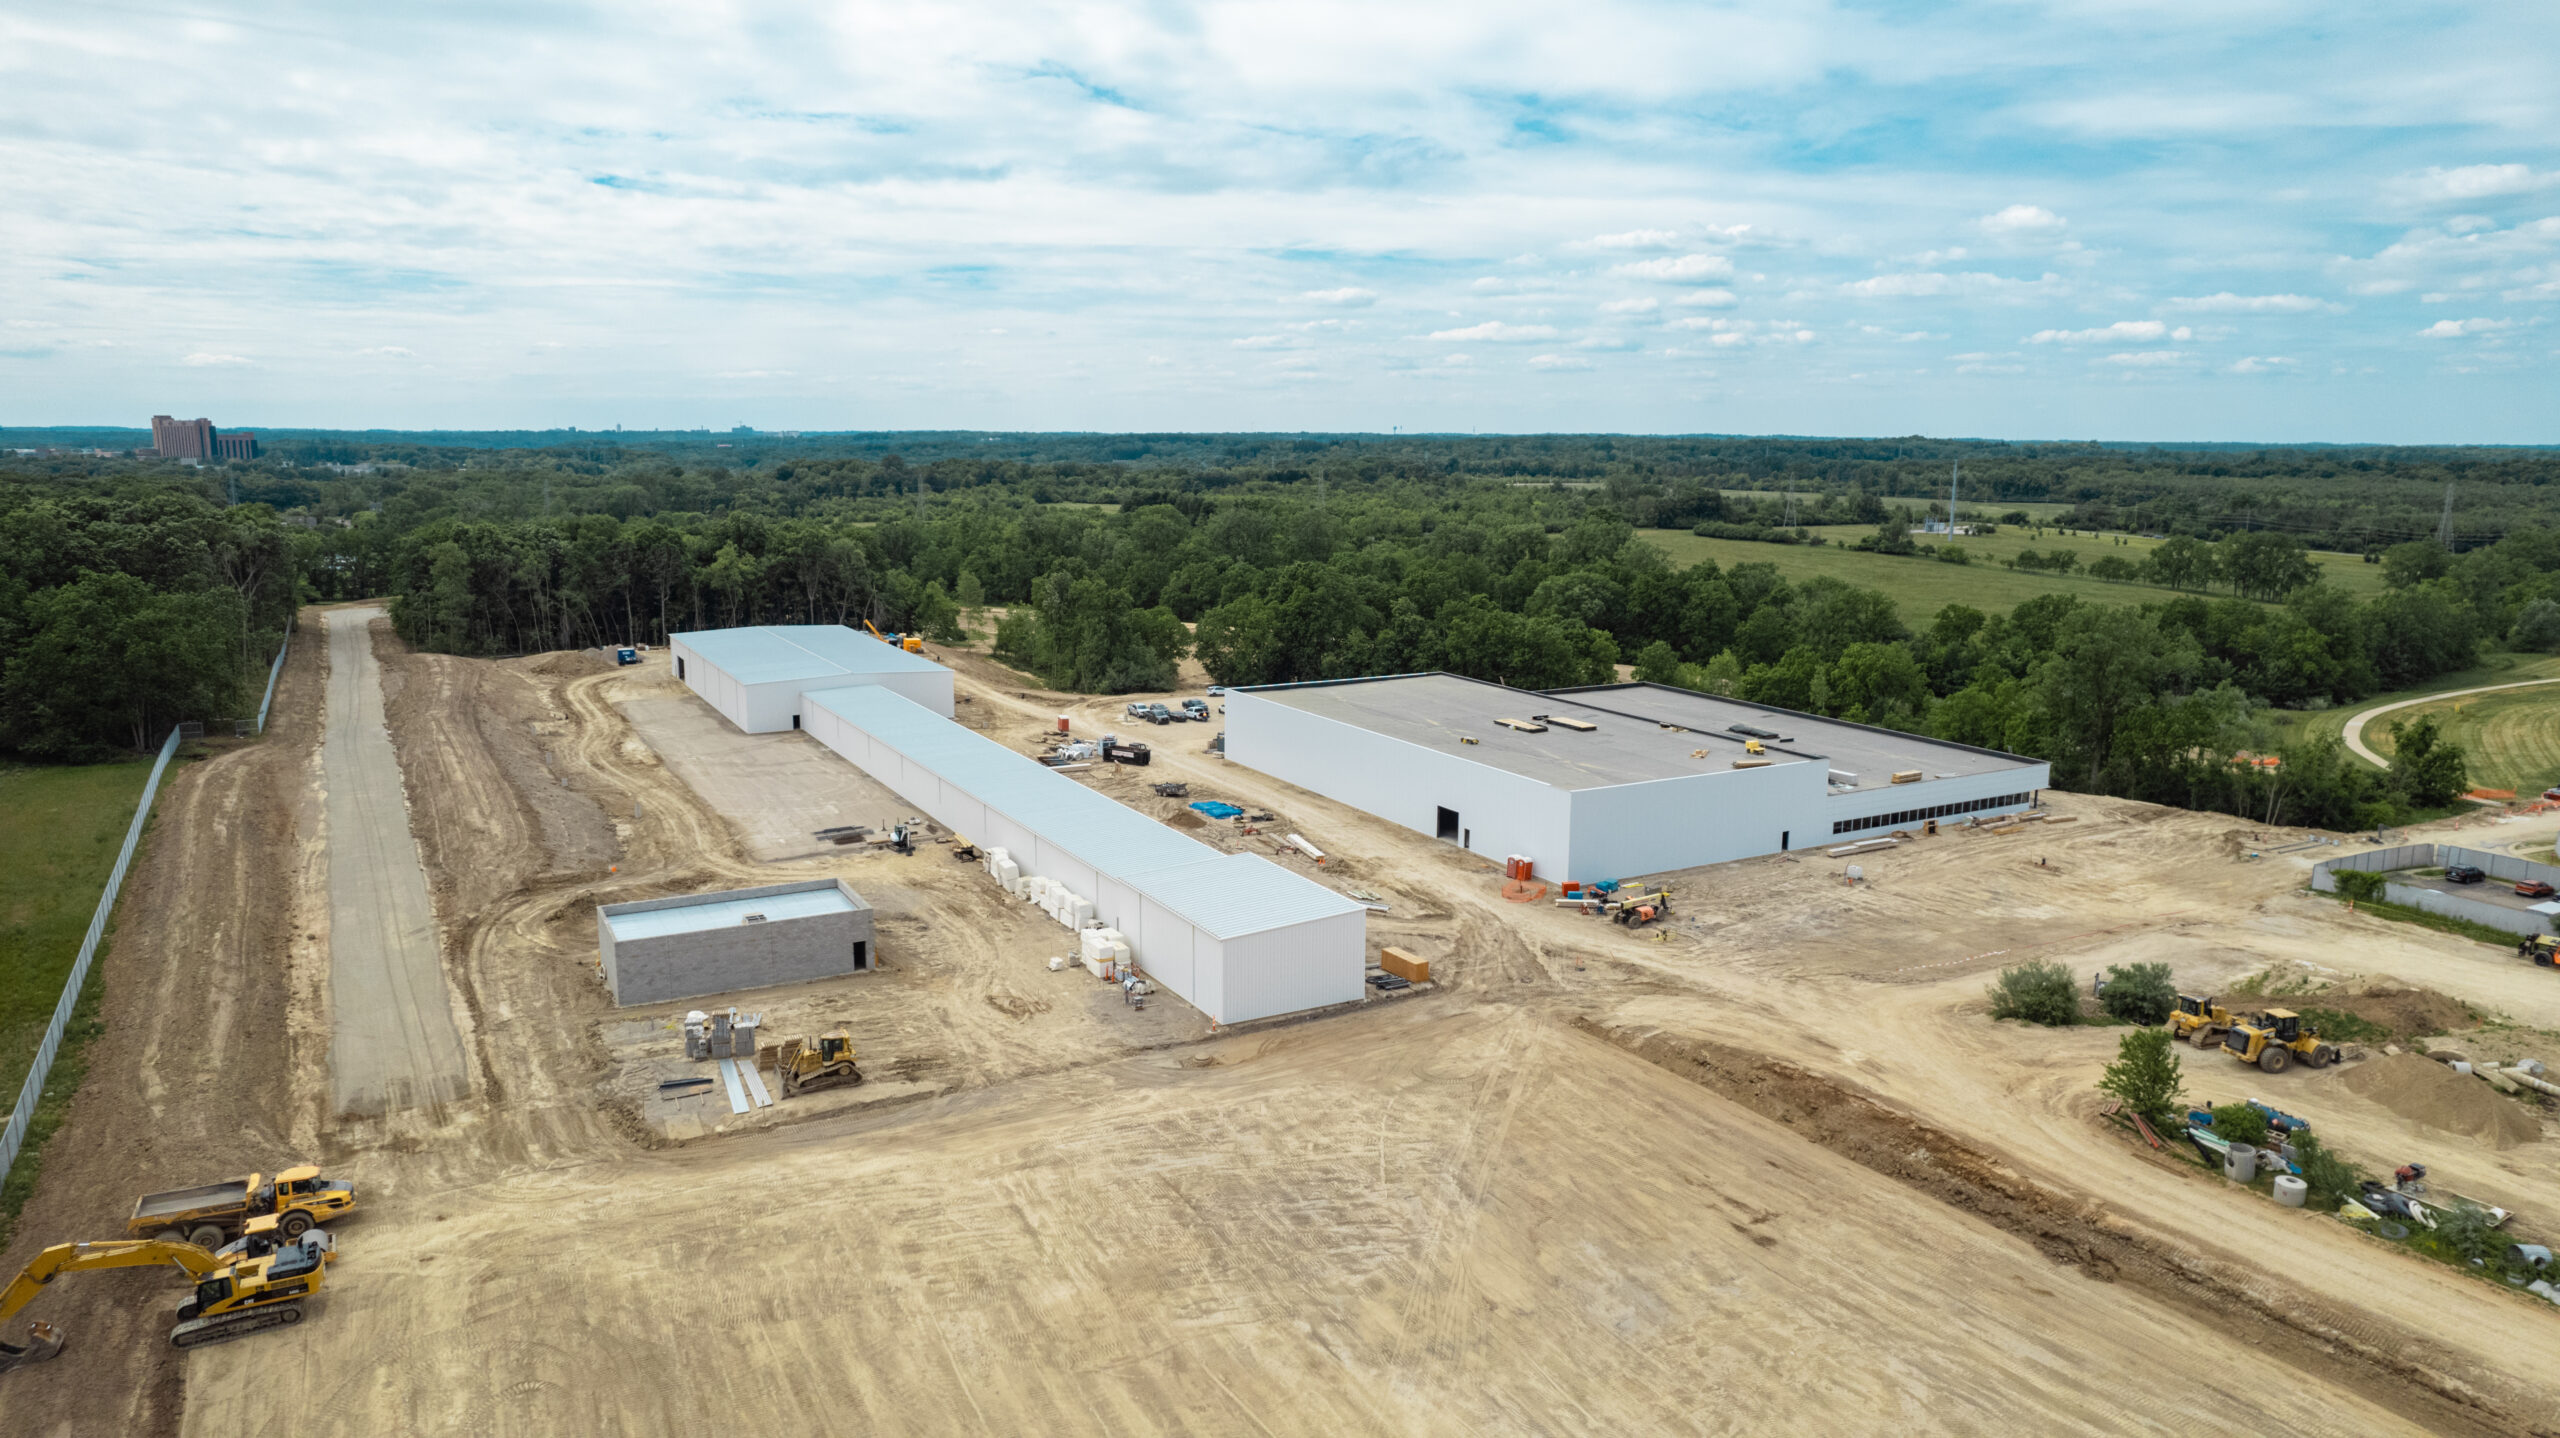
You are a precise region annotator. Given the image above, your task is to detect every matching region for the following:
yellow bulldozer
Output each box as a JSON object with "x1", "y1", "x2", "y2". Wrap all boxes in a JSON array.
[
  {"x1": 0, "y1": 1231, "x2": 336, "y2": 1376},
  {"x1": 2167, "y1": 994, "x2": 2233, "y2": 1049},
  {"x1": 774, "y1": 1028, "x2": 862, "y2": 1097},
  {"x1": 2221, "y1": 1009, "x2": 2340, "y2": 1073}
]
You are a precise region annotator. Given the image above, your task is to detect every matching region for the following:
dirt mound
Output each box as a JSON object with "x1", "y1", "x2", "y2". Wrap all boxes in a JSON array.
[
  {"x1": 2322, "y1": 981, "x2": 2476, "y2": 1039},
  {"x1": 2341, "y1": 1053, "x2": 2542, "y2": 1149},
  {"x1": 1167, "y1": 810, "x2": 1207, "y2": 829},
  {"x1": 524, "y1": 649, "x2": 612, "y2": 678}
]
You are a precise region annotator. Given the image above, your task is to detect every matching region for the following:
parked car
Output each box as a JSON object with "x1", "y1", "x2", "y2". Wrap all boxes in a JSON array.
[
  {"x1": 1144, "y1": 703, "x2": 1175, "y2": 725},
  {"x1": 2517, "y1": 879, "x2": 2556, "y2": 899},
  {"x1": 2446, "y1": 864, "x2": 2487, "y2": 884},
  {"x1": 2545, "y1": 787, "x2": 2560, "y2": 802},
  {"x1": 1126, "y1": 701, "x2": 1151, "y2": 719},
  {"x1": 1206, "y1": 685, "x2": 1225, "y2": 696},
  {"x1": 1180, "y1": 698, "x2": 1210, "y2": 721}
]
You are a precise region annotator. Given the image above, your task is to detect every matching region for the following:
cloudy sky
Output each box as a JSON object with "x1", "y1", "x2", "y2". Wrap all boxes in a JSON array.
[{"x1": 2, "y1": 2, "x2": 2554, "y2": 440}]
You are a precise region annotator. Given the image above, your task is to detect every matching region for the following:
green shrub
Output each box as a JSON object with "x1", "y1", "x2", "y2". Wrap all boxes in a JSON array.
[
  {"x1": 1989, "y1": 960, "x2": 2080, "y2": 1026},
  {"x1": 2289, "y1": 1129, "x2": 2365, "y2": 1211},
  {"x1": 2100, "y1": 961, "x2": 2178, "y2": 1026},
  {"x1": 2332, "y1": 869, "x2": 2387, "y2": 904},
  {"x1": 2098, "y1": 1028, "x2": 2187, "y2": 1126},
  {"x1": 2208, "y1": 1102, "x2": 2270, "y2": 1147}
]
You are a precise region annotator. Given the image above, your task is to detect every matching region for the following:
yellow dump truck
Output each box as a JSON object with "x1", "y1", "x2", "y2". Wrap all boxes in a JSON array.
[{"x1": 126, "y1": 1167, "x2": 356, "y2": 1248}]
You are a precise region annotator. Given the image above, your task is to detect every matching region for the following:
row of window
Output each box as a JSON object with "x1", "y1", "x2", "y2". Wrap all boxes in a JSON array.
[{"x1": 1832, "y1": 792, "x2": 2034, "y2": 837}]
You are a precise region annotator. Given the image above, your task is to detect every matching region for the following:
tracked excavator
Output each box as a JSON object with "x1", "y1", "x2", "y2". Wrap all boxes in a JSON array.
[
  {"x1": 0, "y1": 1231, "x2": 335, "y2": 1376},
  {"x1": 775, "y1": 1028, "x2": 863, "y2": 1097}
]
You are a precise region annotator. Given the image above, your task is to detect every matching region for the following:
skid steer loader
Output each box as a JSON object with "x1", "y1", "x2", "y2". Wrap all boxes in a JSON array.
[
  {"x1": 775, "y1": 1029, "x2": 862, "y2": 1097},
  {"x1": 2222, "y1": 1009, "x2": 2339, "y2": 1074}
]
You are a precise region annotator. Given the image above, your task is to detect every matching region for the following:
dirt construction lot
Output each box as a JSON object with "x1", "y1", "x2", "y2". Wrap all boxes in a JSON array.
[{"x1": 5, "y1": 624, "x2": 2560, "y2": 1436}]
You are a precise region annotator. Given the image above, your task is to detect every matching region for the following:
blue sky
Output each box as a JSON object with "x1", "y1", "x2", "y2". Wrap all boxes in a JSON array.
[{"x1": 1, "y1": 1, "x2": 2554, "y2": 441}]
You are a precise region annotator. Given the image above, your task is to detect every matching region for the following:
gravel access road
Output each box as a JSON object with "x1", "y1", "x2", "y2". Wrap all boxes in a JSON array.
[{"x1": 321, "y1": 607, "x2": 469, "y2": 1116}]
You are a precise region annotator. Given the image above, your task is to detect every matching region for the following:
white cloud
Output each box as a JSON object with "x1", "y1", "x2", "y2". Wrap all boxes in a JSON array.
[
  {"x1": 2165, "y1": 293, "x2": 2331, "y2": 313},
  {"x1": 1980, "y1": 205, "x2": 2067, "y2": 237},
  {"x1": 2026, "y1": 320, "x2": 2176, "y2": 344},
  {"x1": 2392, "y1": 164, "x2": 2560, "y2": 204},
  {"x1": 358, "y1": 345, "x2": 416, "y2": 357},
  {"x1": 1588, "y1": 229, "x2": 1681, "y2": 250},
  {"x1": 1609, "y1": 253, "x2": 1734, "y2": 282},
  {"x1": 2225, "y1": 356, "x2": 2297, "y2": 374},
  {"x1": 1232, "y1": 334, "x2": 1298, "y2": 349},
  {"x1": 1597, "y1": 298, "x2": 1658, "y2": 314},
  {"x1": 2419, "y1": 317, "x2": 2511, "y2": 337},
  {"x1": 182, "y1": 352, "x2": 250, "y2": 366},
  {"x1": 1300, "y1": 287, "x2": 1377, "y2": 307},
  {"x1": 1666, "y1": 318, "x2": 1811, "y2": 346},
  {"x1": 1527, "y1": 353, "x2": 1593, "y2": 370},
  {"x1": 2103, "y1": 351, "x2": 2186, "y2": 367},
  {"x1": 1571, "y1": 336, "x2": 1639, "y2": 351},
  {"x1": 1670, "y1": 289, "x2": 1738, "y2": 309},
  {"x1": 1842, "y1": 271, "x2": 2061, "y2": 301},
  {"x1": 1426, "y1": 321, "x2": 1556, "y2": 342}
]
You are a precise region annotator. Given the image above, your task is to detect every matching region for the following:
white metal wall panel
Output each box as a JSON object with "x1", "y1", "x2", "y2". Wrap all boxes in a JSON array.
[
  {"x1": 1564, "y1": 763, "x2": 1829, "y2": 880},
  {"x1": 1217, "y1": 910, "x2": 1366, "y2": 1023},
  {"x1": 1225, "y1": 689, "x2": 1574, "y2": 872}
]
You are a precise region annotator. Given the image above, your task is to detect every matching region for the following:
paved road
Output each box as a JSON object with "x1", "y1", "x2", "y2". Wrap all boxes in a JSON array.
[
  {"x1": 2339, "y1": 675, "x2": 2560, "y2": 769},
  {"x1": 324, "y1": 607, "x2": 471, "y2": 1115}
]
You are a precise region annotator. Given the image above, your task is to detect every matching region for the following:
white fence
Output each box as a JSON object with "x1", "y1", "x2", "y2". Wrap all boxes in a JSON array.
[
  {"x1": 2311, "y1": 842, "x2": 2560, "y2": 939},
  {"x1": 255, "y1": 629, "x2": 291, "y2": 734},
  {"x1": 0, "y1": 729, "x2": 184, "y2": 1179}
]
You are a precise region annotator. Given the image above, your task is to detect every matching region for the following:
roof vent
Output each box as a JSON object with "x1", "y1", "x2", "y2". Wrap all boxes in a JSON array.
[
  {"x1": 740, "y1": 912, "x2": 768, "y2": 923},
  {"x1": 1545, "y1": 715, "x2": 1598, "y2": 733},
  {"x1": 1495, "y1": 717, "x2": 1549, "y2": 733}
]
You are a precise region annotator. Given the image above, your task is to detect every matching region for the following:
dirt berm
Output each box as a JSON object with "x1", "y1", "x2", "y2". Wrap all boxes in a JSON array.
[
  {"x1": 1575, "y1": 1016, "x2": 2541, "y2": 1438},
  {"x1": 2344, "y1": 1052, "x2": 2543, "y2": 1150}
]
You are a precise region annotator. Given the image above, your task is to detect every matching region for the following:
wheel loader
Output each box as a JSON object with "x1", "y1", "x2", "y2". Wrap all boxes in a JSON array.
[
  {"x1": 2519, "y1": 934, "x2": 2559, "y2": 968},
  {"x1": 0, "y1": 1231, "x2": 336, "y2": 1376},
  {"x1": 2221, "y1": 1009, "x2": 2339, "y2": 1074},
  {"x1": 775, "y1": 1028, "x2": 862, "y2": 1097},
  {"x1": 2167, "y1": 994, "x2": 2233, "y2": 1049}
]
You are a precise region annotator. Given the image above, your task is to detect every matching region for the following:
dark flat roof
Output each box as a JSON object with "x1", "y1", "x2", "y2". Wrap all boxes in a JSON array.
[{"x1": 1552, "y1": 683, "x2": 2040, "y2": 794}]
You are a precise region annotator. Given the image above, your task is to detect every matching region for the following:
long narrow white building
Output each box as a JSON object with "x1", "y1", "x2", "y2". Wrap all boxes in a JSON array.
[
  {"x1": 670, "y1": 625, "x2": 954, "y2": 730},
  {"x1": 662, "y1": 625, "x2": 1368, "y2": 1025}
]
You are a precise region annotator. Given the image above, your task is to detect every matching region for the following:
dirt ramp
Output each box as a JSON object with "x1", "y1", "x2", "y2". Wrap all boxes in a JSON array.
[{"x1": 2342, "y1": 1053, "x2": 2542, "y2": 1150}]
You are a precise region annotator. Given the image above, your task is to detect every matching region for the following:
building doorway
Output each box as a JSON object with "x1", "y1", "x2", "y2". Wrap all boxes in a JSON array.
[
  {"x1": 675, "y1": 656, "x2": 686, "y2": 680},
  {"x1": 1436, "y1": 807, "x2": 1460, "y2": 842},
  {"x1": 853, "y1": 940, "x2": 870, "y2": 971},
  {"x1": 1781, "y1": 830, "x2": 1790, "y2": 851}
]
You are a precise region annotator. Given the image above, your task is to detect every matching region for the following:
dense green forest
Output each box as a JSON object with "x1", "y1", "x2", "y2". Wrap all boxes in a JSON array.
[{"x1": 6, "y1": 431, "x2": 2559, "y2": 827}]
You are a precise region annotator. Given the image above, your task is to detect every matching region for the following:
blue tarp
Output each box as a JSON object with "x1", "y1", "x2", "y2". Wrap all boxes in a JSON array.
[{"x1": 1189, "y1": 801, "x2": 1244, "y2": 820}]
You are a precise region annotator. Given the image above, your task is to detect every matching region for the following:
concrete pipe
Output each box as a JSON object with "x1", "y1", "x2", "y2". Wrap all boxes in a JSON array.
[{"x1": 2273, "y1": 1175, "x2": 2307, "y2": 1208}]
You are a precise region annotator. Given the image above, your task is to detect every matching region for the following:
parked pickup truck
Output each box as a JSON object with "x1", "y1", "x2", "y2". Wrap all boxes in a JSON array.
[
  {"x1": 128, "y1": 1166, "x2": 357, "y2": 1247},
  {"x1": 1180, "y1": 698, "x2": 1211, "y2": 721}
]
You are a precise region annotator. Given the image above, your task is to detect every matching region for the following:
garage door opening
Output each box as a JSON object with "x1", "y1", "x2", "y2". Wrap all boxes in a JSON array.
[{"x1": 1436, "y1": 806, "x2": 1460, "y2": 842}]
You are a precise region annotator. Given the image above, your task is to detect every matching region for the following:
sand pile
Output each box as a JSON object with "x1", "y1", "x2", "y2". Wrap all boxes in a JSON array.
[
  {"x1": 2341, "y1": 1052, "x2": 2542, "y2": 1149},
  {"x1": 2323, "y1": 979, "x2": 2475, "y2": 1039}
]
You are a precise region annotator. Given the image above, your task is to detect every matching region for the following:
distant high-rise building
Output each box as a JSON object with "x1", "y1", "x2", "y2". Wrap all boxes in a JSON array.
[
  {"x1": 215, "y1": 431, "x2": 257, "y2": 461},
  {"x1": 152, "y1": 415, "x2": 215, "y2": 460}
]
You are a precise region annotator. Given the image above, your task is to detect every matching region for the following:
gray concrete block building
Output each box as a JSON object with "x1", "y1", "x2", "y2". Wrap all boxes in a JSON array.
[{"x1": 596, "y1": 878, "x2": 874, "y2": 1006}]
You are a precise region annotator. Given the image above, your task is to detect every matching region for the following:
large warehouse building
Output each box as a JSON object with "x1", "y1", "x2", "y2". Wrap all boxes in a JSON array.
[
  {"x1": 1223, "y1": 674, "x2": 2047, "y2": 882},
  {"x1": 669, "y1": 625, "x2": 954, "y2": 731},
  {"x1": 802, "y1": 684, "x2": 1368, "y2": 1025}
]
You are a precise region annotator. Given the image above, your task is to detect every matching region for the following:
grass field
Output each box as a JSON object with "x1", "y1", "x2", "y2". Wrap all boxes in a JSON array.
[
  {"x1": 0, "y1": 760, "x2": 155, "y2": 1087},
  {"x1": 2353, "y1": 677, "x2": 2560, "y2": 795},
  {"x1": 1638, "y1": 524, "x2": 2385, "y2": 625}
]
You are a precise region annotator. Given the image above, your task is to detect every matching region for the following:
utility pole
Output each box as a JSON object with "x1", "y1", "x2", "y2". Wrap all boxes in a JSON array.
[
  {"x1": 1946, "y1": 459, "x2": 1961, "y2": 534},
  {"x1": 2437, "y1": 483, "x2": 2456, "y2": 551}
]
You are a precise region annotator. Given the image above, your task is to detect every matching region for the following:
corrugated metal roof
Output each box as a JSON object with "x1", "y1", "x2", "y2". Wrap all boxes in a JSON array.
[
  {"x1": 802, "y1": 685, "x2": 1220, "y2": 879},
  {"x1": 1122, "y1": 853, "x2": 1367, "y2": 939},
  {"x1": 673, "y1": 625, "x2": 945, "y2": 686}
]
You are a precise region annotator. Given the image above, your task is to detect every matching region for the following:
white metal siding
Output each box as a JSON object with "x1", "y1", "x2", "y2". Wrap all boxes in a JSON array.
[
  {"x1": 1225, "y1": 689, "x2": 1575, "y2": 873},
  {"x1": 1821, "y1": 765, "x2": 2050, "y2": 839},
  {"x1": 1217, "y1": 910, "x2": 1366, "y2": 1023},
  {"x1": 1564, "y1": 761, "x2": 1831, "y2": 880}
]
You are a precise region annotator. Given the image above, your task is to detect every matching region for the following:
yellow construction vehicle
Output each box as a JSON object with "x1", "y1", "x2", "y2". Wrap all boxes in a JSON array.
[
  {"x1": 2221, "y1": 1009, "x2": 2340, "y2": 1073},
  {"x1": 0, "y1": 1231, "x2": 335, "y2": 1375},
  {"x1": 2167, "y1": 994, "x2": 2233, "y2": 1048},
  {"x1": 775, "y1": 1029, "x2": 862, "y2": 1097},
  {"x1": 2519, "y1": 934, "x2": 2559, "y2": 968}
]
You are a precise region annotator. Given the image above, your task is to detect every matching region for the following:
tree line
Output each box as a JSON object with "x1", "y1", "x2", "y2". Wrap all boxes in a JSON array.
[{"x1": 0, "y1": 480, "x2": 298, "y2": 759}]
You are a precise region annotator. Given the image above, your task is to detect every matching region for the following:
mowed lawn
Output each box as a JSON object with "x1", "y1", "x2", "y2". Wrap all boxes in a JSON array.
[
  {"x1": 0, "y1": 760, "x2": 156, "y2": 1086},
  {"x1": 2352, "y1": 675, "x2": 2560, "y2": 795}
]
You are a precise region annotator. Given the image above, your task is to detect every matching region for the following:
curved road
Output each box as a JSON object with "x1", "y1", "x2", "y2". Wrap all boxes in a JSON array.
[{"x1": 2339, "y1": 675, "x2": 2560, "y2": 769}]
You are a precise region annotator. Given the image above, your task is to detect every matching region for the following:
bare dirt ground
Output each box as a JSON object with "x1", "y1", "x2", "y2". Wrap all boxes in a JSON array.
[{"x1": 9, "y1": 627, "x2": 2560, "y2": 1436}]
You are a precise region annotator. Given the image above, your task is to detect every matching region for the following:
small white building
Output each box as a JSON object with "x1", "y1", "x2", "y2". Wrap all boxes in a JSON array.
[
  {"x1": 1224, "y1": 674, "x2": 2046, "y2": 882},
  {"x1": 668, "y1": 625, "x2": 954, "y2": 731}
]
